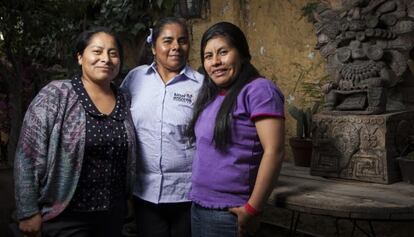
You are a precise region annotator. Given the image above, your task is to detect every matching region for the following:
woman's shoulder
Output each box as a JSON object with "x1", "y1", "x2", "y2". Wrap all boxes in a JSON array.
[
  {"x1": 122, "y1": 65, "x2": 152, "y2": 86},
  {"x1": 43, "y1": 79, "x2": 72, "y2": 91},
  {"x1": 184, "y1": 65, "x2": 204, "y2": 82},
  {"x1": 244, "y1": 77, "x2": 281, "y2": 93},
  {"x1": 239, "y1": 77, "x2": 285, "y2": 104},
  {"x1": 35, "y1": 79, "x2": 73, "y2": 97},
  {"x1": 127, "y1": 64, "x2": 152, "y2": 77},
  {"x1": 26, "y1": 79, "x2": 74, "y2": 116},
  {"x1": 131, "y1": 64, "x2": 151, "y2": 72}
]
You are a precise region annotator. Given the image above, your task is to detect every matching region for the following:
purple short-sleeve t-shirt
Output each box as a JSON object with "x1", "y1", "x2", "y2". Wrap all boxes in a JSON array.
[{"x1": 189, "y1": 78, "x2": 284, "y2": 208}]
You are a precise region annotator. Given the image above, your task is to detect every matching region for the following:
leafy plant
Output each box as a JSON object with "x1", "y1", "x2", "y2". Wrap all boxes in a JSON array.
[
  {"x1": 288, "y1": 102, "x2": 319, "y2": 139},
  {"x1": 300, "y1": 1, "x2": 319, "y2": 22},
  {"x1": 0, "y1": 0, "x2": 178, "y2": 166},
  {"x1": 289, "y1": 62, "x2": 330, "y2": 105},
  {"x1": 405, "y1": 152, "x2": 414, "y2": 160},
  {"x1": 400, "y1": 142, "x2": 414, "y2": 160}
]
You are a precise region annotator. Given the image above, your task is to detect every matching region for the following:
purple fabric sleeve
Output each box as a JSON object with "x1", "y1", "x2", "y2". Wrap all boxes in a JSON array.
[{"x1": 238, "y1": 78, "x2": 285, "y2": 120}]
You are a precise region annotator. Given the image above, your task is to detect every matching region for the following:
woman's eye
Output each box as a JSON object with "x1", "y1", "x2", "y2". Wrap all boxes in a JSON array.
[
  {"x1": 219, "y1": 50, "x2": 227, "y2": 56},
  {"x1": 109, "y1": 51, "x2": 119, "y2": 57},
  {"x1": 179, "y1": 39, "x2": 188, "y2": 45}
]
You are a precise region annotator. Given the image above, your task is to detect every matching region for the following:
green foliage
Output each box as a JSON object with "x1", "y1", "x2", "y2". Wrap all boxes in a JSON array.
[
  {"x1": 0, "y1": 0, "x2": 179, "y2": 89},
  {"x1": 301, "y1": 1, "x2": 320, "y2": 22},
  {"x1": 300, "y1": 74, "x2": 330, "y2": 103},
  {"x1": 0, "y1": 0, "x2": 177, "y2": 69},
  {"x1": 94, "y1": 0, "x2": 177, "y2": 40},
  {"x1": 288, "y1": 103, "x2": 319, "y2": 139},
  {"x1": 0, "y1": 0, "x2": 179, "y2": 164},
  {"x1": 405, "y1": 152, "x2": 414, "y2": 160},
  {"x1": 289, "y1": 61, "x2": 330, "y2": 105}
]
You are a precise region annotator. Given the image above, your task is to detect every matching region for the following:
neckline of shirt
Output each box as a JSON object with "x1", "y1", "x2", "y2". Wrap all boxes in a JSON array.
[
  {"x1": 71, "y1": 75, "x2": 127, "y2": 121},
  {"x1": 147, "y1": 62, "x2": 199, "y2": 83}
]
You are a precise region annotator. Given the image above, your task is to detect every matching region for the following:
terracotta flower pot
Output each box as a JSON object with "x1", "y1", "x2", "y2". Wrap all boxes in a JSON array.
[{"x1": 289, "y1": 137, "x2": 313, "y2": 167}]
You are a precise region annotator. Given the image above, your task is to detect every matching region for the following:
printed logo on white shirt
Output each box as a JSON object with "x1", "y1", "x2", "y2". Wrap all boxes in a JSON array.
[{"x1": 173, "y1": 92, "x2": 194, "y2": 105}]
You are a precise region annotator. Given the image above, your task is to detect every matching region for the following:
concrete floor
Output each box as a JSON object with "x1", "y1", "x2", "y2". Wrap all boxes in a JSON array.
[
  {"x1": 3, "y1": 166, "x2": 413, "y2": 237},
  {"x1": 262, "y1": 206, "x2": 414, "y2": 237},
  {"x1": 0, "y1": 164, "x2": 313, "y2": 237}
]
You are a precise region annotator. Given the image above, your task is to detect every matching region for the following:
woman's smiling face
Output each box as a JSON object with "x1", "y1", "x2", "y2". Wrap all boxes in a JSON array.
[
  {"x1": 77, "y1": 32, "x2": 121, "y2": 84},
  {"x1": 202, "y1": 36, "x2": 241, "y2": 88},
  {"x1": 152, "y1": 23, "x2": 189, "y2": 73}
]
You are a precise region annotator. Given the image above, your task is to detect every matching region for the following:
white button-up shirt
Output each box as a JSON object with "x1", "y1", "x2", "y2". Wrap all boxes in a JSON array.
[{"x1": 121, "y1": 63, "x2": 204, "y2": 203}]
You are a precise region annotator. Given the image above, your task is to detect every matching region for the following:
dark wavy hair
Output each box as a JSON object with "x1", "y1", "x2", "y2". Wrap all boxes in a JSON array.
[
  {"x1": 151, "y1": 16, "x2": 188, "y2": 46},
  {"x1": 140, "y1": 17, "x2": 189, "y2": 65},
  {"x1": 73, "y1": 26, "x2": 124, "y2": 78},
  {"x1": 187, "y1": 22, "x2": 260, "y2": 151}
]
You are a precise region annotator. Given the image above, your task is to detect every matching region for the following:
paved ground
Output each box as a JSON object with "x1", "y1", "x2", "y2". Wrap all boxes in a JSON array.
[
  {"x1": 259, "y1": 223, "x2": 316, "y2": 237},
  {"x1": 3, "y1": 163, "x2": 413, "y2": 237},
  {"x1": 2, "y1": 167, "x2": 312, "y2": 237}
]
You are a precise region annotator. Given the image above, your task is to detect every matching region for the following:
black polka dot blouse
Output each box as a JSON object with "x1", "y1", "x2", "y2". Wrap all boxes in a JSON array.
[{"x1": 68, "y1": 76, "x2": 128, "y2": 212}]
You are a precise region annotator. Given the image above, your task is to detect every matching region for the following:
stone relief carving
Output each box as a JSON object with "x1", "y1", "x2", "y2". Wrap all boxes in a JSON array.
[
  {"x1": 313, "y1": 0, "x2": 414, "y2": 114},
  {"x1": 311, "y1": 112, "x2": 414, "y2": 183},
  {"x1": 331, "y1": 123, "x2": 360, "y2": 170}
]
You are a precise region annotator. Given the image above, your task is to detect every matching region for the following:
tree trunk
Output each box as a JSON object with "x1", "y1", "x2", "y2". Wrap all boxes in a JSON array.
[
  {"x1": 5, "y1": 43, "x2": 23, "y2": 167},
  {"x1": 7, "y1": 77, "x2": 23, "y2": 167}
]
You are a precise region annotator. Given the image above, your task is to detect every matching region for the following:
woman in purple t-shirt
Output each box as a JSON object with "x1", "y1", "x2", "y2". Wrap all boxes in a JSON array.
[{"x1": 187, "y1": 22, "x2": 285, "y2": 237}]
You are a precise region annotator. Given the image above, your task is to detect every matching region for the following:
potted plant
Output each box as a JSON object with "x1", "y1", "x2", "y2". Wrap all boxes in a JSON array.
[{"x1": 288, "y1": 103, "x2": 319, "y2": 167}]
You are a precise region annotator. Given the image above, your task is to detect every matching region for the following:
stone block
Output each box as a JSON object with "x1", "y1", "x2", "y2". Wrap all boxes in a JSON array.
[{"x1": 310, "y1": 111, "x2": 414, "y2": 183}]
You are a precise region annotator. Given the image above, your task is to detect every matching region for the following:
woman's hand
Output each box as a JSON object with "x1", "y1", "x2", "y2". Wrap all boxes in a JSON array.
[
  {"x1": 229, "y1": 206, "x2": 260, "y2": 237},
  {"x1": 19, "y1": 213, "x2": 42, "y2": 237}
]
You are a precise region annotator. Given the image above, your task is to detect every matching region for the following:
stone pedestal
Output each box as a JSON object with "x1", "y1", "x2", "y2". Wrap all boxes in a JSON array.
[{"x1": 310, "y1": 111, "x2": 414, "y2": 184}]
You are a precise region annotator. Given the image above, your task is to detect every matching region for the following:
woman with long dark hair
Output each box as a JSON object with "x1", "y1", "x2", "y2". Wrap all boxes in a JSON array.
[{"x1": 188, "y1": 22, "x2": 285, "y2": 237}]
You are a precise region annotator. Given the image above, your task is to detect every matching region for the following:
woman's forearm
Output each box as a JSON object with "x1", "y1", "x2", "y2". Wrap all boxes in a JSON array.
[
  {"x1": 247, "y1": 148, "x2": 284, "y2": 210},
  {"x1": 248, "y1": 118, "x2": 285, "y2": 211}
]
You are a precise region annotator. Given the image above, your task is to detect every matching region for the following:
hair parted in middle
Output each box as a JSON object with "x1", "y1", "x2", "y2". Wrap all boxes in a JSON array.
[
  {"x1": 73, "y1": 26, "x2": 124, "y2": 78},
  {"x1": 150, "y1": 16, "x2": 189, "y2": 46},
  {"x1": 187, "y1": 21, "x2": 260, "y2": 150}
]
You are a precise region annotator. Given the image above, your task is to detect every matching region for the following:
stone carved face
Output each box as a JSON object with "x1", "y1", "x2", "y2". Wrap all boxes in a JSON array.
[
  {"x1": 332, "y1": 124, "x2": 360, "y2": 169},
  {"x1": 336, "y1": 41, "x2": 384, "y2": 63}
]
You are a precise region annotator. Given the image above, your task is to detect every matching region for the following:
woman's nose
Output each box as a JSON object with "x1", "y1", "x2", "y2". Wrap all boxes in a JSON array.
[
  {"x1": 101, "y1": 53, "x2": 109, "y2": 62},
  {"x1": 171, "y1": 41, "x2": 179, "y2": 50},
  {"x1": 212, "y1": 55, "x2": 221, "y2": 65}
]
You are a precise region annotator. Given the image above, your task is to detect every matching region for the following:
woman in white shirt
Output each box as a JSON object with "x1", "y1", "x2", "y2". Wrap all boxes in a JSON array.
[{"x1": 121, "y1": 17, "x2": 203, "y2": 237}]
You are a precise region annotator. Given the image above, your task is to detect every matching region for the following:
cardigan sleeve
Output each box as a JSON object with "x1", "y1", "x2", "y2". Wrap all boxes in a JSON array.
[{"x1": 14, "y1": 83, "x2": 59, "y2": 220}]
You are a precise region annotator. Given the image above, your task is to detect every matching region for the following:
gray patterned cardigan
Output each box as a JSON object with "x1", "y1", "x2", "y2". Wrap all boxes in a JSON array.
[{"x1": 14, "y1": 79, "x2": 137, "y2": 221}]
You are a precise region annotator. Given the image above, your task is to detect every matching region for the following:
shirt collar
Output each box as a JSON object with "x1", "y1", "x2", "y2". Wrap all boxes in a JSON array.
[
  {"x1": 71, "y1": 75, "x2": 127, "y2": 121},
  {"x1": 145, "y1": 62, "x2": 199, "y2": 83}
]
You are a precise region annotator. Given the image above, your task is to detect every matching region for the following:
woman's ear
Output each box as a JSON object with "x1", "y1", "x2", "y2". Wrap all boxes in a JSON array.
[
  {"x1": 77, "y1": 53, "x2": 83, "y2": 66},
  {"x1": 151, "y1": 46, "x2": 156, "y2": 56}
]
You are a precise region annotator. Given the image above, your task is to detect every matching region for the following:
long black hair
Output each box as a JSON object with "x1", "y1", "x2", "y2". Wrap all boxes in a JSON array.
[
  {"x1": 73, "y1": 26, "x2": 124, "y2": 78},
  {"x1": 187, "y1": 22, "x2": 260, "y2": 151}
]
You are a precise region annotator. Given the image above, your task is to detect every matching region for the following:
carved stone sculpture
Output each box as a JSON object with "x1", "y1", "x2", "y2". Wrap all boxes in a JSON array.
[
  {"x1": 310, "y1": 0, "x2": 414, "y2": 183},
  {"x1": 314, "y1": 0, "x2": 414, "y2": 114}
]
